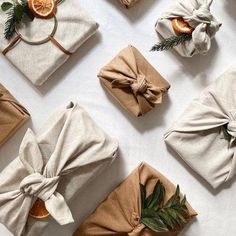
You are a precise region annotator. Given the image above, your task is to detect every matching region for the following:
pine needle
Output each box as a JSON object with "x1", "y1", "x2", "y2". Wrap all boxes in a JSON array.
[{"x1": 151, "y1": 34, "x2": 192, "y2": 52}]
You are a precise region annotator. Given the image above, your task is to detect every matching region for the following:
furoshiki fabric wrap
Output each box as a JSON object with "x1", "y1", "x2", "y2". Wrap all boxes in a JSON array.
[
  {"x1": 164, "y1": 65, "x2": 236, "y2": 189},
  {"x1": 0, "y1": 0, "x2": 99, "y2": 86},
  {"x1": 98, "y1": 45, "x2": 170, "y2": 117},
  {"x1": 155, "y1": 0, "x2": 221, "y2": 57},
  {"x1": 0, "y1": 101, "x2": 118, "y2": 236},
  {"x1": 0, "y1": 83, "x2": 30, "y2": 148},
  {"x1": 119, "y1": 0, "x2": 140, "y2": 8},
  {"x1": 73, "y1": 162, "x2": 197, "y2": 236}
]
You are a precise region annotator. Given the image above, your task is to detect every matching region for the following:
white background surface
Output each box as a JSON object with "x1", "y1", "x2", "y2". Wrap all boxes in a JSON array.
[{"x1": 0, "y1": 0, "x2": 236, "y2": 235}]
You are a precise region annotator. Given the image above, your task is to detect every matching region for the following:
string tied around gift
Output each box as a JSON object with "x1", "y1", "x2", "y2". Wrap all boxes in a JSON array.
[{"x1": 2, "y1": 15, "x2": 72, "y2": 56}]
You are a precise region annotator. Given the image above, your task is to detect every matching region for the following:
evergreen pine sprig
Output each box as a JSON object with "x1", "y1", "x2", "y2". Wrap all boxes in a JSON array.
[
  {"x1": 151, "y1": 34, "x2": 192, "y2": 52},
  {"x1": 1, "y1": 0, "x2": 35, "y2": 40},
  {"x1": 140, "y1": 180, "x2": 190, "y2": 232}
]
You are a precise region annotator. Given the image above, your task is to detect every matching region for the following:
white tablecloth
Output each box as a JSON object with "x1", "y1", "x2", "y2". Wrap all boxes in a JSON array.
[{"x1": 0, "y1": 0, "x2": 235, "y2": 235}]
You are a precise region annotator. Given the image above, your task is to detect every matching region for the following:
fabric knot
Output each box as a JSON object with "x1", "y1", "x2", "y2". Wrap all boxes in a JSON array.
[
  {"x1": 227, "y1": 121, "x2": 236, "y2": 138},
  {"x1": 191, "y1": 4, "x2": 213, "y2": 24},
  {"x1": 20, "y1": 173, "x2": 60, "y2": 202},
  {"x1": 131, "y1": 75, "x2": 148, "y2": 95}
]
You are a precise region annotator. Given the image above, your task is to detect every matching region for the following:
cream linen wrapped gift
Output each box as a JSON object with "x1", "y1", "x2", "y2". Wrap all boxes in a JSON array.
[
  {"x1": 0, "y1": 0, "x2": 99, "y2": 86},
  {"x1": 164, "y1": 65, "x2": 236, "y2": 189},
  {"x1": 155, "y1": 0, "x2": 221, "y2": 57},
  {"x1": 0, "y1": 101, "x2": 118, "y2": 236}
]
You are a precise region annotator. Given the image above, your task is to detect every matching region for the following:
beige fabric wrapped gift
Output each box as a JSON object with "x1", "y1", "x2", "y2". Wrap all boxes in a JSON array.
[
  {"x1": 155, "y1": 0, "x2": 221, "y2": 57},
  {"x1": 0, "y1": 101, "x2": 118, "y2": 236},
  {"x1": 0, "y1": 0, "x2": 99, "y2": 86},
  {"x1": 165, "y1": 65, "x2": 236, "y2": 189}
]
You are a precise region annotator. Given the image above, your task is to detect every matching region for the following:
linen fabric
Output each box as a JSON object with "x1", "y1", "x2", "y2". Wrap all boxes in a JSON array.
[
  {"x1": 0, "y1": 83, "x2": 30, "y2": 148},
  {"x1": 119, "y1": 0, "x2": 140, "y2": 8},
  {"x1": 164, "y1": 65, "x2": 236, "y2": 189},
  {"x1": 98, "y1": 45, "x2": 170, "y2": 117},
  {"x1": 74, "y1": 162, "x2": 197, "y2": 236},
  {"x1": 0, "y1": 0, "x2": 99, "y2": 86},
  {"x1": 155, "y1": 0, "x2": 221, "y2": 57},
  {"x1": 0, "y1": 101, "x2": 118, "y2": 236}
]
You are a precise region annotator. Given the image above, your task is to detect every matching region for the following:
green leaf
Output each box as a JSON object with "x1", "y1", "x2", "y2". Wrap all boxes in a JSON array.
[
  {"x1": 151, "y1": 34, "x2": 192, "y2": 52},
  {"x1": 1, "y1": 2, "x2": 13, "y2": 11},
  {"x1": 140, "y1": 181, "x2": 191, "y2": 233},
  {"x1": 14, "y1": 4, "x2": 24, "y2": 23},
  {"x1": 145, "y1": 180, "x2": 165, "y2": 209},
  {"x1": 141, "y1": 217, "x2": 168, "y2": 233}
]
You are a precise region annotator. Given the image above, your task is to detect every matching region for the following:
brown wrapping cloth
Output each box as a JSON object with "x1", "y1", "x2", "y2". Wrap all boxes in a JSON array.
[
  {"x1": 119, "y1": 0, "x2": 140, "y2": 8},
  {"x1": 0, "y1": 84, "x2": 30, "y2": 147},
  {"x1": 73, "y1": 162, "x2": 197, "y2": 236},
  {"x1": 98, "y1": 45, "x2": 170, "y2": 117}
]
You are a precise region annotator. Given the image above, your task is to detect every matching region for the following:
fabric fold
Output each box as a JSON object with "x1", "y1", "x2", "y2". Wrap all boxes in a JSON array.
[
  {"x1": 164, "y1": 65, "x2": 236, "y2": 188},
  {"x1": 98, "y1": 45, "x2": 170, "y2": 117},
  {"x1": 155, "y1": 0, "x2": 221, "y2": 57},
  {"x1": 0, "y1": 101, "x2": 118, "y2": 236},
  {"x1": 0, "y1": 83, "x2": 30, "y2": 148},
  {"x1": 73, "y1": 162, "x2": 197, "y2": 236}
]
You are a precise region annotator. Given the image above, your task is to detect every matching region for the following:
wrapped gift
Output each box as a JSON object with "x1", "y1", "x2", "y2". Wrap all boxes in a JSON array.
[
  {"x1": 0, "y1": 101, "x2": 118, "y2": 236},
  {"x1": 98, "y1": 45, "x2": 170, "y2": 117},
  {"x1": 0, "y1": 83, "x2": 30, "y2": 148},
  {"x1": 155, "y1": 0, "x2": 221, "y2": 57},
  {"x1": 165, "y1": 65, "x2": 236, "y2": 189},
  {"x1": 119, "y1": 0, "x2": 140, "y2": 8},
  {"x1": 0, "y1": 0, "x2": 99, "y2": 86},
  {"x1": 74, "y1": 162, "x2": 197, "y2": 236}
]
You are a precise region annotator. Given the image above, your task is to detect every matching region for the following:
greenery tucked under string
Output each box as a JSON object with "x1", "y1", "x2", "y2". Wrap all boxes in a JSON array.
[
  {"x1": 140, "y1": 180, "x2": 190, "y2": 232},
  {"x1": 1, "y1": 0, "x2": 65, "y2": 40},
  {"x1": 1, "y1": 0, "x2": 34, "y2": 40},
  {"x1": 151, "y1": 34, "x2": 192, "y2": 52}
]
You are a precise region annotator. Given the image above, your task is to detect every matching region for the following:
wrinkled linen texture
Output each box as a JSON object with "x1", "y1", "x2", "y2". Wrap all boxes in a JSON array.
[
  {"x1": 74, "y1": 162, "x2": 197, "y2": 236},
  {"x1": 165, "y1": 65, "x2": 236, "y2": 189},
  {"x1": 0, "y1": 0, "x2": 99, "y2": 86},
  {"x1": 98, "y1": 45, "x2": 170, "y2": 117},
  {"x1": 0, "y1": 83, "x2": 30, "y2": 148},
  {"x1": 0, "y1": 101, "x2": 118, "y2": 236},
  {"x1": 155, "y1": 0, "x2": 221, "y2": 57}
]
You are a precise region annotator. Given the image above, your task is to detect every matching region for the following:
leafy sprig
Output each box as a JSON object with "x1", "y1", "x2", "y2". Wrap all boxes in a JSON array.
[
  {"x1": 140, "y1": 180, "x2": 190, "y2": 232},
  {"x1": 151, "y1": 34, "x2": 192, "y2": 52},
  {"x1": 1, "y1": 0, "x2": 35, "y2": 40}
]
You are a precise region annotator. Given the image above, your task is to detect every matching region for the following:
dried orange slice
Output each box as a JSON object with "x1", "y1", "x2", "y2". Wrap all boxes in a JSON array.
[
  {"x1": 28, "y1": 0, "x2": 56, "y2": 19},
  {"x1": 172, "y1": 18, "x2": 193, "y2": 34},
  {"x1": 29, "y1": 198, "x2": 50, "y2": 219}
]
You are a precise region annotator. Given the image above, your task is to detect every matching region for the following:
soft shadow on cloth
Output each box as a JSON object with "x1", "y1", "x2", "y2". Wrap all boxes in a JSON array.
[
  {"x1": 102, "y1": 85, "x2": 171, "y2": 133},
  {"x1": 165, "y1": 144, "x2": 236, "y2": 196},
  {"x1": 41, "y1": 156, "x2": 126, "y2": 236}
]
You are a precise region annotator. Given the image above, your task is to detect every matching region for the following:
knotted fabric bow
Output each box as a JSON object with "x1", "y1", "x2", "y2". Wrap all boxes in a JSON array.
[
  {"x1": 0, "y1": 101, "x2": 118, "y2": 236},
  {"x1": 165, "y1": 66, "x2": 236, "y2": 188},
  {"x1": 111, "y1": 73, "x2": 167, "y2": 115},
  {"x1": 98, "y1": 45, "x2": 170, "y2": 117},
  {"x1": 156, "y1": 0, "x2": 221, "y2": 56},
  {"x1": 19, "y1": 129, "x2": 73, "y2": 225}
]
